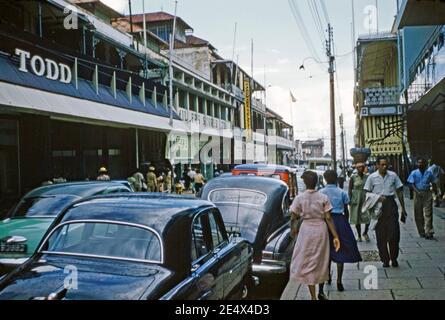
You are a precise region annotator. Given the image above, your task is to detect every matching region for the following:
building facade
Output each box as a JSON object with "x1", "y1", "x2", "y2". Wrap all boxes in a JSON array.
[
  {"x1": 394, "y1": 0, "x2": 445, "y2": 169},
  {"x1": 353, "y1": 32, "x2": 406, "y2": 177}
]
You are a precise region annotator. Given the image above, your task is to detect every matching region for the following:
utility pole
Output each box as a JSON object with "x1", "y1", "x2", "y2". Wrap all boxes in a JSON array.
[
  {"x1": 326, "y1": 23, "x2": 337, "y2": 170},
  {"x1": 169, "y1": 1, "x2": 178, "y2": 126},
  {"x1": 340, "y1": 114, "x2": 346, "y2": 177}
]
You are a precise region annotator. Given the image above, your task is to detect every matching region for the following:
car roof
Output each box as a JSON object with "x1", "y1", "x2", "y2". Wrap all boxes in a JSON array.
[
  {"x1": 24, "y1": 181, "x2": 130, "y2": 198},
  {"x1": 59, "y1": 193, "x2": 215, "y2": 234},
  {"x1": 233, "y1": 164, "x2": 293, "y2": 172},
  {"x1": 203, "y1": 175, "x2": 288, "y2": 195}
]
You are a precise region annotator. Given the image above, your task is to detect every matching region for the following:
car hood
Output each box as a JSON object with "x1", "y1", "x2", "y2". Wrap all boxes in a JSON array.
[
  {"x1": 0, "y1": 218, "x2": 54, "y2": 259},
  {"x1": 0, "y1": 255, "x2": 170, "y2": 300}
]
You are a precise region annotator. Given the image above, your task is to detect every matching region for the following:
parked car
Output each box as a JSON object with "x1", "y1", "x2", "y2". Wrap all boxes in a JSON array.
[
  {"x1": 0, "y1": 194, "x2": 253, "y2": 300},
  {"x1": 201, "y1": 176, "x2": 295, "y2": 294},
  {"x1": 232, "y1": 164, "x2": 298, "y2": 199},
  {"x1": 0, "y1": 181, "x2": 132, "y2": 275}
]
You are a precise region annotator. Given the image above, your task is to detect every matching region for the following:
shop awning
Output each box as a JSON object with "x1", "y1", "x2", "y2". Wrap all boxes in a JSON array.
[
  {"x1": 0, "y1": 81, "x2": 188, "y2": 133},
  {"x1": 393, "y1": 0, "x2": 445, "y2": 32}
]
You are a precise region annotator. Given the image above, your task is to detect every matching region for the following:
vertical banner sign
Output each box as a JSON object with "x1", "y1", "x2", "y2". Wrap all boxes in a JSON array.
[{"x1": 243, "y1": 79, "x2": 252, "y2": 138}]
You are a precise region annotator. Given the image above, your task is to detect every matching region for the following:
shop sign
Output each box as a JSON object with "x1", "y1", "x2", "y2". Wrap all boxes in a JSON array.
[{"x1": 15, "y1": 48, "x2": 72, "y2": 84}]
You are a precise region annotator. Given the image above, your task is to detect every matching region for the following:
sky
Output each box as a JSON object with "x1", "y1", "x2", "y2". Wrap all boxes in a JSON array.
[{"x1": 101, "y1": 0, "x2": 398, "y2": 155}]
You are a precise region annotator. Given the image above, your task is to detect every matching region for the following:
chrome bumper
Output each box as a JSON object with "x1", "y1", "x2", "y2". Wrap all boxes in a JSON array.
[
  {"x1": 0, "y1": 257, "x2": 28, "y2": 274},
  {"x1": 252, "y1": 259, "x2": 287, "y2": 275}
]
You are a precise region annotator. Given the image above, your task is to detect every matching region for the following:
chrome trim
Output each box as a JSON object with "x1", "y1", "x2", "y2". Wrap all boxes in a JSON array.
[
  {"x1": 252, "y1": 260, "x2": 287, "y2": 275},
  {"x1": 266, "y1": 223, "x2": 289, "y2": 243},
  {"x1": 40, "y1": 251, "x2": 162, "y2": 265},
  {"x1": 37, "y1": 219, "x2": 164, "y2": 264},
  {"x1": 0, "y1": 257, "x2": 29, "y2": 266},
  {"x1": 208, "y1": 188, "x2": 268, "y2": 207}
]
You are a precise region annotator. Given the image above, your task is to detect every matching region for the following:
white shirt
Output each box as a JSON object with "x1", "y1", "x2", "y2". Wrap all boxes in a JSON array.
[
  {"x1": 188, "y1": 170, "x2": 196, "y2": 179},
  {"x1": 364, "y1": 170, "x2": 403, "y2": 196},
  {"x1": 428, "y1": 164, "x2": 444, "y2": 179}
]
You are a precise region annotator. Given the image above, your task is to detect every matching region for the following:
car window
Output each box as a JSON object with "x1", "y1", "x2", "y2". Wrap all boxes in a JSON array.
[
  {"x1": 9, "y1": 195, "x2": 80, "y2": 218},
  {"x1": 44, "y1": 222, "x2": 162, "y2": 262},
  {"x1": 208, "y1": 211, "x2": 226, "y2": 249},
  {"x1": 208, "y1": 189, "x2": 267, "y2": 206},
  {"x1": 191, "y1": 214, "x2": 211, "y2": 262}
]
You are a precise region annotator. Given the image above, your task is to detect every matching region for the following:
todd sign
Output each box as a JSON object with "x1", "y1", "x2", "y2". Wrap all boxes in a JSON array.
[{"x1": 15, "y1": 48, "x2": 72, "y2": 84}]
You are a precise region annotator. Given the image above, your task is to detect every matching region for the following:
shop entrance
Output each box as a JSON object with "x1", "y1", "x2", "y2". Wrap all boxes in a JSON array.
[{"x1": 0, "y1": 119, "x2": 19, "y2": 218}]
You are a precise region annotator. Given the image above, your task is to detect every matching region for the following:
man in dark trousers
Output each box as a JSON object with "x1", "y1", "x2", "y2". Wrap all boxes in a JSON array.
[
  {"x1": 408, "y1": 158, "x2": 438, "y2": 240},
  {"x1": 364, "y1": 157, "x2": 407, "y2": 268}
]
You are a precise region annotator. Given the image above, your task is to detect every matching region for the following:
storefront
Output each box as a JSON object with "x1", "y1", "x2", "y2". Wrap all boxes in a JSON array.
[{"x1": 0, "y1": 40, "x2": 187, "y2": 213}]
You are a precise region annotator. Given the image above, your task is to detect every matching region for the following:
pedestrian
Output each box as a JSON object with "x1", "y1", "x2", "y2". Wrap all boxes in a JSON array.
[
  {"x1": 289, "y1": 170, "x2": 340, "y2": 301},
  {"x1": 349, "y1": 163, "x2": 371, "y2": 242},
  {"x1": 183, "y1": 169, "x2": 192, "y2": 191},
  {"x1": 97, "y1": 167, "x2": 110, "y2": 181},
  {"x1": 364, "y1": 157, "x2": 407, "y2": 268},
  {"x1": 188, "y1": 167, "x2": 197, "y2": 192},
  {"x1": 157, "y1": 173, "x2": 164, "y2": 192},
  {"x1": 318, "y1": 170, "x2": 362, "y2": 298},
  {"x1": 428, "y1": 158, "x2": 444, "y2": 207},
  {"x1": 408, "y1": 158, "x2": 439, "y2": 239},
  {"x1": 193, "y1": 169, "x2": 205, "y2": 194},
  {"x1": 146, "y1": 166, "x2": 157, "y2": 192},
  {"x1": 175, "y1": 177, "x2": 184, "y2": 195},
  {"x1": 165, "y1": 169, "x2": 172, "y2": 193},
  {"x1": 130, "y1": 168, "x2": 145, "y2": 192}
]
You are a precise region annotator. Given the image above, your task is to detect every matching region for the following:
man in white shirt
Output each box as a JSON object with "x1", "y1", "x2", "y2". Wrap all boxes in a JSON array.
[{"x1": 364, "y1": 157, "x2": 407, "y2": 268}]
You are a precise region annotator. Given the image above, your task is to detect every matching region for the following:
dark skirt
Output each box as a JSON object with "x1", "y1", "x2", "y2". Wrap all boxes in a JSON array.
[{"x1": 329, "y1": 214, "x2": 362, "y2": 263}]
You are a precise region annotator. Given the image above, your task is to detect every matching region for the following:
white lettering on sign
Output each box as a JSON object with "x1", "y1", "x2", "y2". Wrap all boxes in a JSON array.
[{"x1": 14, "y1": 48, "x2": 72, "y2": 84}]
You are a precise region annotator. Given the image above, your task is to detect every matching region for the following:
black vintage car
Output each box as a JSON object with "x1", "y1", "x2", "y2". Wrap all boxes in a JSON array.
[
  {"x1": 0, "y1": 194, "x2": 253, "y2": 300},
  {"x1": 201, "y1": 176, "x2": 295, "y2": 294}
]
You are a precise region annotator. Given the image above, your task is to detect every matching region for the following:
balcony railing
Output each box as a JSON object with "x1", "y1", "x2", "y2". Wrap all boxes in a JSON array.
[
  {"x1": 252, "y1": 98, "x2": 267, "y2": 113},
  {"x1": 267, "y1": 136, "x2": 294, "y2": 150},
  {"x1": 363, "y1": 87, "x2": 400, "y2": 106},
  {"x1": 178, "y1": 108, "x2": 232, "y2": 130}
]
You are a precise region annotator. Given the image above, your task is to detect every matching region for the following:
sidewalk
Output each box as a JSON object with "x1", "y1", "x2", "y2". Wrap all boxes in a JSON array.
[{"x1": 281, "y1": 197, "x2": 445, "y2": 300}]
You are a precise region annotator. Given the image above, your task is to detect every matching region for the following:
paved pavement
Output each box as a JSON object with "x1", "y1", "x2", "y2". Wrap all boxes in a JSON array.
[{"x1": 281, "y1": 196, "x2": 445, "y2": 300}]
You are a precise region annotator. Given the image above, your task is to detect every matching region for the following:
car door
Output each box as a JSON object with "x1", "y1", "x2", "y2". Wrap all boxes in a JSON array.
[
  {"x1": 188, "y1": 211, "x2": 224, "y2": 300},
  {"x1": 208, "y1": 209, "x2": 245, "y2": 299}
]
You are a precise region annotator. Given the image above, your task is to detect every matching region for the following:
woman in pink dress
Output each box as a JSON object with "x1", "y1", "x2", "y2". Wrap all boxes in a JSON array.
[{"x1": 290, "y1": 171, "x2": 340, "y2": 300}]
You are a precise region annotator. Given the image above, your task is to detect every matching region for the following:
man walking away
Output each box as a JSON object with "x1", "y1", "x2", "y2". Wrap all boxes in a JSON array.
[
  {"x1": 428, "y1": 159, "x2": 444, "y2": 207},
  {"x1": 146, "y1": 166, "x2": 157, "y2": 192},
  {"x1": 408, "y1": 158, "x2": 438, "y2": 240},
  {"x1": 194, "y1": 169, "x2": 205, "y2": 195},
  {"x1": 364, "y1": 157, "x2": 407, "y2": 268}
]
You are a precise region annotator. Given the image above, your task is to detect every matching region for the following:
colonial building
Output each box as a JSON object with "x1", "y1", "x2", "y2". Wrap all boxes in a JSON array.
[
  {"x1": 354, "y1": 32, "x2": 406, "y2": 177},
  {"x1": 301, "y1": 139, "x2": 324, "y2": 161},
  {"x1": 0, "y1": 0, "x2": 185, "y2": 212},
  {"x1": 266, "y1": 108, "x2": 294, "y2": 165},
  {"x1": 394, "y1": 0, "x2": 445, "y2": 169}
]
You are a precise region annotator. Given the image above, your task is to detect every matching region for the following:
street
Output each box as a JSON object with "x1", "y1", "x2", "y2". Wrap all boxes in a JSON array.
[{"x1": 281, "y1": 195, "x2": 445, "y2": 300}]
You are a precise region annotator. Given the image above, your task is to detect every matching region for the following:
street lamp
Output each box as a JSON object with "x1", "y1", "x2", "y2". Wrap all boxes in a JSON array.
[{"x1": 298, "y1": 57, "x2": 327, "y2": 71}]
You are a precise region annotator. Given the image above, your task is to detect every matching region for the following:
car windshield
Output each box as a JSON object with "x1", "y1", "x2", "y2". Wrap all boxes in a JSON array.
[
  {"x1": 43, "y1": 222, "x2": 162, "y2": 263},
  {"x1": 9, "y1": 195, "x2": 80, "y2": 218},
  {"x1": 208, "y1": 189, "x2": 267, "y2": 206}
]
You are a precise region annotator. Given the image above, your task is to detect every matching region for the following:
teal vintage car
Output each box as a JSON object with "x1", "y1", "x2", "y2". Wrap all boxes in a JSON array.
[{"x1": 0, "y1": 181, "x2": 132, "y2": 275}]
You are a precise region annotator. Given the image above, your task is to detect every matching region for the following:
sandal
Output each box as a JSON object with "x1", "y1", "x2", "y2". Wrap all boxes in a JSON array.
[{"x1": 363, "y1": 234, "x2": 370, "y2": 242}]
